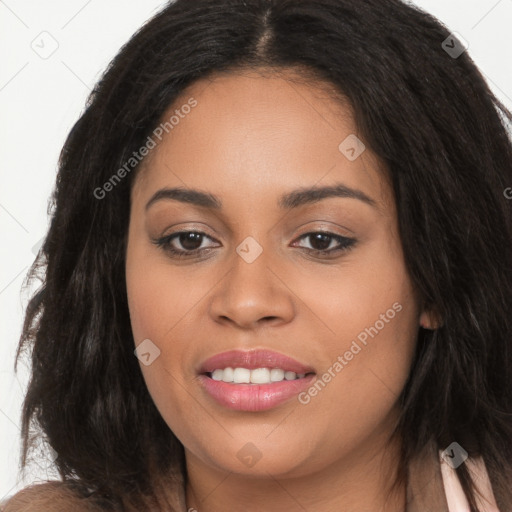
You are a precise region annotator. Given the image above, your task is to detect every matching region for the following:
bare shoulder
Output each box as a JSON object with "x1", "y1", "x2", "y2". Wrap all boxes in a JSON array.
[{"x1": 2, "y1": 481, "x2": 102, "y2": 512}]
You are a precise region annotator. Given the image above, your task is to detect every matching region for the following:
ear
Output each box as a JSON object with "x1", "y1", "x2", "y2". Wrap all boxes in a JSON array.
[{"x1": 419, "y1": 307, "x2": 443, "y2": 330}]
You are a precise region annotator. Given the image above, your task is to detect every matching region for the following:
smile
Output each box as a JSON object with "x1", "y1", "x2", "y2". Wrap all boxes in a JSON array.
[{"x1": 198, "y1": 349, "x2": 316, "y2": 411}]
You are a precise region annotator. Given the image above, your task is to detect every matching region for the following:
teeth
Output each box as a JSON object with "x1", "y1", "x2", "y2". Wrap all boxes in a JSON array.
[
  {"x1": 211, "y1": 369, "x2": 224, "y2": 381},
  {"x1": 233, "y1": 367, "x2": 250, "y2": 383},
  {"x1": 210, "y1": 367, "x2": 307, "y2": 384},
  {"x1": 270, "y1": 368, "x2": 284, "y2": 382},
  {"x1": 222, "y1": 367, "x2": 234, "y2": 382},
  {"x1": 250, "y1": 368, "x2": 270, "y2": 384}
]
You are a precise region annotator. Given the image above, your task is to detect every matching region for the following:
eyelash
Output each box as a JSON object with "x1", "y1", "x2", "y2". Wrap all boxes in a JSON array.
[{"x1": 153, "y1": 230, "x2": 356, "y2": 259}]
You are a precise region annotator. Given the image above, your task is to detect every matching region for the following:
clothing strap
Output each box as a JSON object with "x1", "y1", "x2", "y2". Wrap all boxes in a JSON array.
[{"x1": 440, "y1": 452, "x2": 500, "y2": 512}]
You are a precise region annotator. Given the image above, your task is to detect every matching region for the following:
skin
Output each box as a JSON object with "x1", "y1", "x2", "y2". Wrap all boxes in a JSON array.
[{"x1": 126, "y1": 68, "x2": 437, "y2": 512}]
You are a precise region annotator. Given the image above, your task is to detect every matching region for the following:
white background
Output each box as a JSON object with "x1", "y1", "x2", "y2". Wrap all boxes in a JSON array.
[{"x1": 1, "y1": 0, "x2": 511, "y2": 502}]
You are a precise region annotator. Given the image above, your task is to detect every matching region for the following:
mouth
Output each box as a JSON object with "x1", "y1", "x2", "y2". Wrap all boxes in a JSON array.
[{"x1": 197, "y1": 349, "x2": 316, "y2": 411}]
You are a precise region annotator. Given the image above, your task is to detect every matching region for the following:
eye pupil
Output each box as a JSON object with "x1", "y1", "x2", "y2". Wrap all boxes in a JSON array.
[
  {"x1": 310, "y1": 233, "x2": 331, "y2": 251},
  {"x1": 179, "y1": 232, "x2": 202, "y2": 250}
]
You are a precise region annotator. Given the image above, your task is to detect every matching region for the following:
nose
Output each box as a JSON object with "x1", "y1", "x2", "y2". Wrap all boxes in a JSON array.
[{"x1": 208, "y1": 247, "x2": 296, "y2": 330}]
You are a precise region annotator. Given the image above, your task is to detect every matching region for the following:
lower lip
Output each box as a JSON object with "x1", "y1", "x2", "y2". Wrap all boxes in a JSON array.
[{"x1": 198, "y1": 374, "x2": 316, "y2": 411}]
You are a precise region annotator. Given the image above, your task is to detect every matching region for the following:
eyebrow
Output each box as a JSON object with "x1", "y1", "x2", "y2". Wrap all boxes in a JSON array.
[{"x1": 145, "y1": 183, "x2": 376, "y2": 211}]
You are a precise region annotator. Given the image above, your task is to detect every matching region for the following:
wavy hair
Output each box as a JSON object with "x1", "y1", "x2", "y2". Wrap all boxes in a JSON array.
[{"x1": 15, "y1": 0, "x2": 512, "y2": 509}]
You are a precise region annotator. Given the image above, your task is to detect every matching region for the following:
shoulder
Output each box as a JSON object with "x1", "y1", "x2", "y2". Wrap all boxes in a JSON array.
[{"x1": 1, "y1": 481, "x2": 103, "y2": 512}]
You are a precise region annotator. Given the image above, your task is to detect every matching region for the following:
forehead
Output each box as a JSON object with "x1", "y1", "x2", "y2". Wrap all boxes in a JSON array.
[{"x1": 133, "y1": 69, "x2": 392, "y2": 212}]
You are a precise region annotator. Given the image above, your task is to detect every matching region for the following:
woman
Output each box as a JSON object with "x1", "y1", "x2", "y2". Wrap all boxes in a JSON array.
[{"x1": 5, "y1": 0, "x2": 512, "y2": 510}]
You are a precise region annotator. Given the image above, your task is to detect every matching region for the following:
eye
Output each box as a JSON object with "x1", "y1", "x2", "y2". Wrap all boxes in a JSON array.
[
  {"x1": 153, "y1": 231, "x2": 219, "y2": 258},
  {"x1": 153, "y1": 230, "x2": 356, "y2": 260},
  {"x1": 292, "y1": 231, "x2": 356, "y2": 257}
]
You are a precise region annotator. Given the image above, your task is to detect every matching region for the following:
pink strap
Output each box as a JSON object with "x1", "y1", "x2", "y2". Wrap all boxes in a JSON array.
[{"x1": 439, "y1": 451, "x2": 500, "y2": 512}]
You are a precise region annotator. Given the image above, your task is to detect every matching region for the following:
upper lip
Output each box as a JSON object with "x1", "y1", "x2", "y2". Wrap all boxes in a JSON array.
[{"x1": 198, "y1": 349, "x2": 316, "y2": 374}]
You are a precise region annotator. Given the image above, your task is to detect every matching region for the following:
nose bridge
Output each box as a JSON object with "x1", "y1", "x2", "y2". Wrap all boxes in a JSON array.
[{"x1": 209, "y1": 237, "x2": 295, "y2": 328}]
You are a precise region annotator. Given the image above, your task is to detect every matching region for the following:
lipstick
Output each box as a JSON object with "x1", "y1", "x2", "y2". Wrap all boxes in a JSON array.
[{"x1": 197, "y1": 349, "x2": 316, "y2": 411}]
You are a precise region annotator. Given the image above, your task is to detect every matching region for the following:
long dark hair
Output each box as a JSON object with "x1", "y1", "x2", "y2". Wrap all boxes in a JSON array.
[{"x1": 15, "y1": 0, "x2": 512, "y2": 509}]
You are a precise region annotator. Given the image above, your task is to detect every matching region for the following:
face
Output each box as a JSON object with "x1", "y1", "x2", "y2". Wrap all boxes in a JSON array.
[{"x1": 126, "y1": 69, "x2": 427, "y2": 480}]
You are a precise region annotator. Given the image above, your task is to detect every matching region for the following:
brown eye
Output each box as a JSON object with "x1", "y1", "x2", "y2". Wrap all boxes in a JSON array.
[
  {"x1": 293, "y1": 232, "x2": 356, "y2": 257},
  {"x1": 153, "y1": 231, "x2": 219, "y2": 258},
  {"x1": 177, "y1": 232, "x2": 204, "y2": 251},
  {"x1": 307, "y1": 233, "x2": 334, "y2": 251}
]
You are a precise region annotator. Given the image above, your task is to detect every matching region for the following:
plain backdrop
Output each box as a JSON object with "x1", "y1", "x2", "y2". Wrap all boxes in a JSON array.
[{"x1": 1, "y1": 0, "x2": 511, "y2": 502}]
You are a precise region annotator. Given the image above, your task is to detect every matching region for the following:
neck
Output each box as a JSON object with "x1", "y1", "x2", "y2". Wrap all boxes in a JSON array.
[{"x1": 184, "y1": 432, "x2": 405, "y2": 512}]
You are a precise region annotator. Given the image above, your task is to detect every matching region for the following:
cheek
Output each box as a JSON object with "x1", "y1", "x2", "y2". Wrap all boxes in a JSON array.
[
  {"x1": 126, "y1": 266, "x2": 176, "y2": 343},
  {"x1": 299, "y1": 254, "x2": 416, "y2": 450},
  {"x1": 294, "y1": 238, "x2": 418, "y2": 444},
  {"x1": 290, "y1": 232, "x2": 417, "y2": 360},
  {"x1": 125, "y1": 243, "x2": 202, "y2": 447},
  {"x1": 125, "y1": 236, "x2": 217, "y2": 431},
  {"x1": 126, "y1": 240, "x2": 209, "y2": 344}
]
